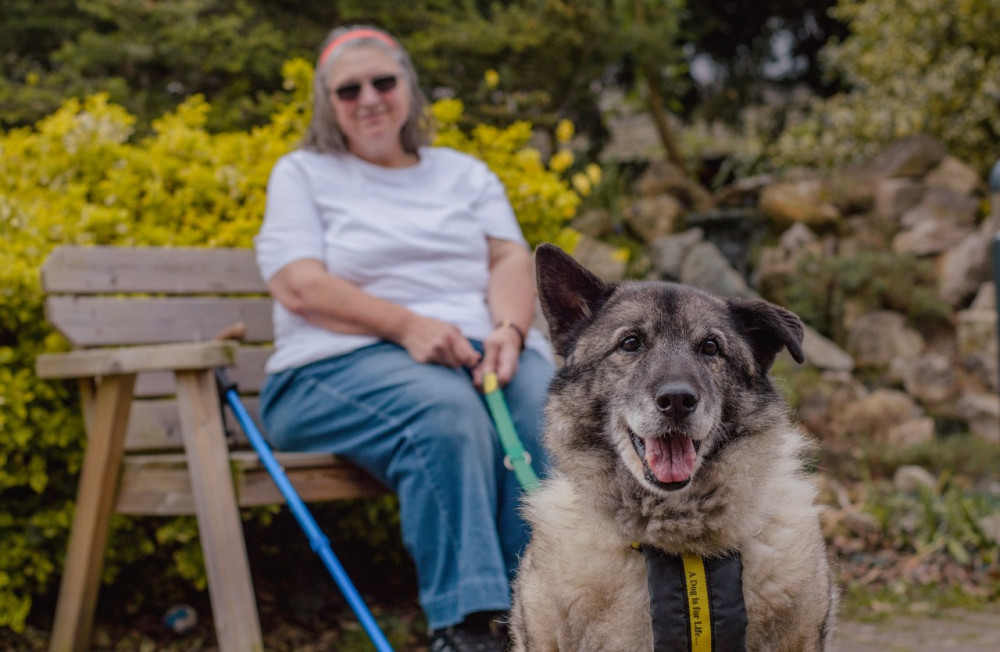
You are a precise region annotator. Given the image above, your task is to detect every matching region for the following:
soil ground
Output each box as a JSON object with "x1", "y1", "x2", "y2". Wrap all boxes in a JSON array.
[
  {"x1": 9, "y1": 604, "x2": 1000, "y2": 650},
  {"x1": 834, "y1": 606, "x2": 1000, "y2": 651}
]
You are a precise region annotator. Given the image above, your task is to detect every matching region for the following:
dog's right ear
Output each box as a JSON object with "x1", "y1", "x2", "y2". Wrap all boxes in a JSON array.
[{"x1": 535, "y1": 243, "x2": 614, "y2": 357}]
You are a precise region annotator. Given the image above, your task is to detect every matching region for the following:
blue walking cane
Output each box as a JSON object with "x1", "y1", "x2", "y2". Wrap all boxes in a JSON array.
[{"x1": 214, "y1": 368, "x2": 394, "y2": 652}]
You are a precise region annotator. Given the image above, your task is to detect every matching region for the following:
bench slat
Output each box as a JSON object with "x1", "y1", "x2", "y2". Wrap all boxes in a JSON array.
[
  {"x1": 41, "y1": 246, "x2": 266, "y2": 294},
  {"x1": 116, "y1": 451, "x2": 386, "y2": 515},
  {"x1": 36, "y1": 341, "x2": 237, "y2": 379},
  {"x1": 45, "y1": 296, "x2": 274, "y2": 347},
  {"x1": 127, "y1": 397, "x2": 261, "y2": 451},
  {"x1": 135, "y1": 346, "x2": 271, "y2": 397}
]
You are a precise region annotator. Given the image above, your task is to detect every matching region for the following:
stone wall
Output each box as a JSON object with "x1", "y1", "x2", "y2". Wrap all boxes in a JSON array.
[{"x1": 570, "y1": 134, "x2": 999, "y2": 445}]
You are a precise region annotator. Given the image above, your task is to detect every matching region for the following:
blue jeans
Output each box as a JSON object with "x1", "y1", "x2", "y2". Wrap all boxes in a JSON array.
[{"x1": 259, "y1": 340, "x2": 554, "y2": 630}]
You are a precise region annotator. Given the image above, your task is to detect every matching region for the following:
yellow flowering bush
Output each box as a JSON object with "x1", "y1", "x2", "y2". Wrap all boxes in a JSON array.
[{"x1": 0, "y1": 59, "x2": 584, "y2": 632}]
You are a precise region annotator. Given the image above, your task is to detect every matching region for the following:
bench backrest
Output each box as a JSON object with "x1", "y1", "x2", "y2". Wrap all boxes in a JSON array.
[{"x1": 42, "y1": 245, "x2": 273, "y2": 452}]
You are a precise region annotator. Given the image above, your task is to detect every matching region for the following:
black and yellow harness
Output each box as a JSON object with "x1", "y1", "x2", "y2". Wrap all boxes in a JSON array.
[{"x1": 637, "y1": 543, "x2": 747, "y2": 652}]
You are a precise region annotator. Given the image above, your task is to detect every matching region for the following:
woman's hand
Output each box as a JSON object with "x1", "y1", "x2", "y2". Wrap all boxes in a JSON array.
[
  {"x1": 472, "y1": 323, "x2": 522, "y2": 389},
  {"x1": 399, "y1": 314, "x2": 482, "y2": 369}
]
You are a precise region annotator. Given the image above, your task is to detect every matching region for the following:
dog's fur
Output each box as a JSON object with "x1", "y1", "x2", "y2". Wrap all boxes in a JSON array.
[{"x1": 509, "y1": 244, "x2": 836, "y2": 651}]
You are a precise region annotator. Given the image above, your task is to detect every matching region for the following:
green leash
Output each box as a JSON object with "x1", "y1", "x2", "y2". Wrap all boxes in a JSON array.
[{"x1": 483, "y1": 371, "x2": 540, "y2": 491}]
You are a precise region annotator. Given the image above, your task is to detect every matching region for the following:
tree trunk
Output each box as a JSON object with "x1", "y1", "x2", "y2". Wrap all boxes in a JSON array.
[{"x1": 644, "y1": 68, "x2": 686, "y2": 173}]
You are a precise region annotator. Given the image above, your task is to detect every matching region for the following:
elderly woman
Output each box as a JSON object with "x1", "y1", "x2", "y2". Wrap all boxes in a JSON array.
[{"x1": 254, "y1": 25, "x2": 554, "y2": 652}]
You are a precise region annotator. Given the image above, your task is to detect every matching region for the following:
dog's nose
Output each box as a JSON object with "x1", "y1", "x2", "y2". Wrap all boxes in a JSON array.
[{"x1": 655, "y1": 383, "x2": 698, "y2": 419}]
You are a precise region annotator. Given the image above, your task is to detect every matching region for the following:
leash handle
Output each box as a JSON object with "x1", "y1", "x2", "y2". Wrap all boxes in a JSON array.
[{"x1": 482, "y1": 371, "x2": 540, "y2": 491}]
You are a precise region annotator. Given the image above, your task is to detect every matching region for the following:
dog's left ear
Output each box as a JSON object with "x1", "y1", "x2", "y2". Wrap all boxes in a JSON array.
[
  {"x1": 535, "y1": 243, "x2": 615, "y2": 357},
  {"x1": 727, "y1": 298, "x2": 805, "y2": 371}
]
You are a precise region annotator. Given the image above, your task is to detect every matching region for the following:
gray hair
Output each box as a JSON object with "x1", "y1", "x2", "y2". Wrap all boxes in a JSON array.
[{"x1": 300, "y1": 26, "x2": 433, "y2": 155}]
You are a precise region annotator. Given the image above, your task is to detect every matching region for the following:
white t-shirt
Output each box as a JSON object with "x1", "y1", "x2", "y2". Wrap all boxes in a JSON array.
[{"x1": 255, "y1": 146, "x2": 550, "y2": 373}]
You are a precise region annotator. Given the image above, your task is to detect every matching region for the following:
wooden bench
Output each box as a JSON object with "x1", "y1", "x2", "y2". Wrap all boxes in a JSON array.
[{"x1": 36, "y1": 246, "x2": 386, "y2": 652}]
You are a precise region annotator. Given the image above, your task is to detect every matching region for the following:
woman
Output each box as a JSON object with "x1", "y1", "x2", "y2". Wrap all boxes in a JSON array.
[{"x1": 254, "y1": 25, "x2": 554, "y2": 652}]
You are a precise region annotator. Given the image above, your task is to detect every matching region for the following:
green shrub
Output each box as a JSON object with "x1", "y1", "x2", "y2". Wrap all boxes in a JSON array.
[
  {"x1": 0, "y1": 59, "x2": 584, "y2": 632},
  {"x1": 773, "y1": 0, "x2": 1000, "y2": 174},
  {"x1": 760, "y1": 249, "x2": 952, "y2": 344}
]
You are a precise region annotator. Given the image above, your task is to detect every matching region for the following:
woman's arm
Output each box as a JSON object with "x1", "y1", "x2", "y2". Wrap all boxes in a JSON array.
[
  {"x1": 268, "y1": 259, "x2": 481, "y2": 368},
  {"x1": 474, "y1": 237, "x2": 536, "y2": 386}
]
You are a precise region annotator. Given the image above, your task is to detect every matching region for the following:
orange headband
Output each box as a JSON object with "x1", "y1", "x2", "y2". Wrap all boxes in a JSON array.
[{"x1": 319, "y1": 29, "x2": 399, "y2": 66}]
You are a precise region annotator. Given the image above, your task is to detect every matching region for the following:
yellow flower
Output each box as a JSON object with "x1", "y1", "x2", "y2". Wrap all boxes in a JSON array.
[
  {"x1": 571, "y1": 172, "x2": 592, "y2": 196},
  {"x1": 585, "y1": 163, "x2": 602, "y2": 184},
  {"x1": 431, "y1": 98, "x2": 465, "y2": 126},
  {"x1": 484, "y1": 69, "x2": 500, "y2": 89},
  {"x1": 555, "y1": 119, "x2": 575, "y2": 144},
  {"x1": 548, "y1": 149, "x2": 574, "y2": 173},
  {"x1": 612, "y1": 247, "x2": 631, "y2": 264}
]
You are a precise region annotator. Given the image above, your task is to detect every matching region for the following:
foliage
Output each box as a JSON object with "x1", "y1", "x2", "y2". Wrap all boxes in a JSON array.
[
  {"x1": 0, "y1": 60, "x2": 585, "y2": 632},
  {"x1": 0, "y1": 0, "x2": 335, "y2": 133},
  {"x1": 682, "y1": 0, "x2": 846, "y2": 120},
  {"x1": 760, "y1": 249, "x2": 952, "y2": 343},
  {"x1": 773, "y1": 0, "x2": 1000, "y2": 174}
]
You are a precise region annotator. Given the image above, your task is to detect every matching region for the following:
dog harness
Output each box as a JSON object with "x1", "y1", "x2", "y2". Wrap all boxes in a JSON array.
[{"x1": 640, "y1": 545, "x2": 747, "y2": 652}]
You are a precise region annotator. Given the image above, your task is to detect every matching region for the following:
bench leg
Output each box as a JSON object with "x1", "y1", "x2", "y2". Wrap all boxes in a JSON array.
[
  {"x1": 175, "y1": 369, "x2": 264, "y2": 652},
  {"x1": 48, "y1": 374, "x2": 136, "y2": 652}
]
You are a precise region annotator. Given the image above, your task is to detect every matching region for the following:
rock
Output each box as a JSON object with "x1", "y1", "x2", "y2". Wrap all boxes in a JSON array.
[
  {"x1": 626, "y1": 194, "x2": 685, "y2": 242},
  {"x1": 893, "y1": 188, "x2": 980, "y2": 256},
  {"x1": 572, "y1": 236, "x2": 628, "y2": 281},
  {"x1": 847, "y1": 311, "x2": 925, "y2": 369},
  {"x1": 899, "y1": 188, "x2": 979, "y2": 229},
  {"x1": 866, "y1": 134, "x2": 950, "y2": 178},
  {"x1": 938, "y1": 229, "x2": 993, "y2": 307},
  {"x1": 759, "y1": 179, "x2": 841, "y2": 225},
  {"x1": 713, "y1": 174, "x2": 776, "y2": 208},
  {"x1": 827, "y1": 134, "x2": 948, "y2": 210},
  {"x1": 978, "y1": 512, "x2": 1000, "y2": 547},
  {"x1": 648, "y1": 228, "x2": 704, "y2": 279},
  {"x1": 894, "y1": 353, "x2": 956, "y2": 405},
  {"x1": 970, "y1": 282, "x2": 997, "y2": 310},
  {"x1": 924, "y1": 155, "x2": 985, "y2": 196},
  {"x1": 571, "y1": 208, "x2": 617, "y2": 239},
  {"x1": 796, "y1": 371, "x2": 869, "y2": 440},
  {"x1": 837, "y1": 389, "x2": 924, "y2": 441},
  {"x1": 874, "y1": 178, "x2": 925, "y2": 219},
  {"x1": 801, "y1": 326, "x2": 855, "y2": 372},
  {"x1": 955, "y1": 393, "x2": 1000, "y2": 443},
  {"x1": 893, "y1": 464, "x2": 939, "y2": 493},
  {"x1": 678, "y1": 240, "x2": 756, "y2": 299},
  {"x1": 886, "y1": 418, "x2": 936, "y2": 449}
]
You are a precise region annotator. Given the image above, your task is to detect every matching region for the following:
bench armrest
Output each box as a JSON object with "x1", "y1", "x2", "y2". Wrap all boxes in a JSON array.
[{"x1": 36, "y1": 341, "x2": 238, "y2": 379}]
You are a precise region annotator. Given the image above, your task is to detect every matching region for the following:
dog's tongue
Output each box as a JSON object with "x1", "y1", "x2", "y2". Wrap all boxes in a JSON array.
[{"x1": 645, "y1": 436, "x2": 696, "y2": 484}]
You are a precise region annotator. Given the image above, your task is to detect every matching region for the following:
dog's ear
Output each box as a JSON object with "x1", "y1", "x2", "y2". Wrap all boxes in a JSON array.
[
  {"x1": 727, "y1": 298, "x2": 805, "y2": 371},
  {"x1": 535, "y1": 243, "x2": 614, "y2": 357}
]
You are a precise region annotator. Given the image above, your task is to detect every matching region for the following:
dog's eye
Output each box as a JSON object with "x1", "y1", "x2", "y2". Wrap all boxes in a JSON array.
[
  {"x1": 700, "y1": 339, "x2": 719, "y2": 356},
  {"x1": 619, "y1": 335, "x2": 642, "y2": 353}
]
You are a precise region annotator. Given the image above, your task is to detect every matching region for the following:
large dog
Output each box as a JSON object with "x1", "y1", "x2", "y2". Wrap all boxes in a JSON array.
[{"x1": 510, "y1": 244, "x2": 836, "y2": 651}]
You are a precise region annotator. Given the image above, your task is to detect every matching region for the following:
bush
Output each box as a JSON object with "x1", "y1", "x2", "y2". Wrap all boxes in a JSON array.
[
  {"x1": 0, "y1": 59, "x2": 584, "y2": 632},
  {"x1": 760, "y1": 249, "x2": 952, "y2": 344},
  {"x1": 773, "y1": 0, "x2": 1000, "y2": 174}
]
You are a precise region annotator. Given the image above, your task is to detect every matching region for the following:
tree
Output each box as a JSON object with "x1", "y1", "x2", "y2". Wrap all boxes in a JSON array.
[
  {"x1": 681, "y1": 0, "x2": 847, "y2": 122},
  {"x1": 773, "y1": 0, "x2": 1000, "y2": 174},
  {"x1": 0, "y1": 0, "x2": 337, "y2": 132}
]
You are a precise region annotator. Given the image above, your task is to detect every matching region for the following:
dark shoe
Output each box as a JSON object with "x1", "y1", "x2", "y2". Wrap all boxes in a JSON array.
[{"x1": 429, "y1": 612, "x2": 508, "y2": 652}]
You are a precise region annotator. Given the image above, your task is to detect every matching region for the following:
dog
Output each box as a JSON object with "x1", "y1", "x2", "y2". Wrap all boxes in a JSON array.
[{"x1": 509, "y1": 244, "x2": 837, "y2": 651}]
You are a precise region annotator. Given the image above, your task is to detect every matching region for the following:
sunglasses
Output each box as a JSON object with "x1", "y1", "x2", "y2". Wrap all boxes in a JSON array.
[{"x1": 332, "y1": 75, "x2": 399, "y2": 101}]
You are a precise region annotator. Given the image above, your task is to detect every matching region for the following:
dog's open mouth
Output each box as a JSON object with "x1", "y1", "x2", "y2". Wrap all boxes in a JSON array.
[{"x1": 629, "y1": 429, "x2": 700, "y2": 490}]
